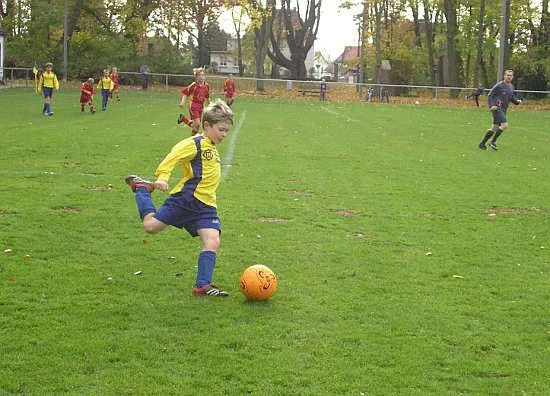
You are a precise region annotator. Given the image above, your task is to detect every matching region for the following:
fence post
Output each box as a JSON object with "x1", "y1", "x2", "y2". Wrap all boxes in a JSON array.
[{"x1": 165, "y1": 74, "x2": 168, "y2": 90}]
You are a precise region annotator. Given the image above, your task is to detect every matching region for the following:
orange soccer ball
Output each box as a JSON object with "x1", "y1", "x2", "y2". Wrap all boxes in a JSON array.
[{"x1": 240, "y1": 264, "x2": 277, "y2": 301}]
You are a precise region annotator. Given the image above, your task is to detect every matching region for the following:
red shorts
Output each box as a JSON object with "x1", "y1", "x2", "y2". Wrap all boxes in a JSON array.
[
  {"x1": 225, "y1": 90, "x2": 235, "y2": 99},
  {"x1": 80, "y1": 95, "x2": 92, "y2": 103},
  {"x1": 189, "y1": 101, "x2": 204, "y2": 120},
  {"x1": 113, "y1": 82, "x2": 119, "y2": 90}
]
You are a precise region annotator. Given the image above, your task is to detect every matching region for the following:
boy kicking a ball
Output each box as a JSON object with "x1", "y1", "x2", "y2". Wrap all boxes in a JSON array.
[{"x1": 126, "y1": 99, "x2": 233, "y2": 297}]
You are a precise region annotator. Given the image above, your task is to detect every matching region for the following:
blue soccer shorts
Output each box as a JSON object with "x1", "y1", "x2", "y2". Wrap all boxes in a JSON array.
[
  {"x1": 42, "y1": 87, "x2": 54, "y2": 98},
  {"x1": 153, "y1": 192, "x2": 221, "y2": 237}
]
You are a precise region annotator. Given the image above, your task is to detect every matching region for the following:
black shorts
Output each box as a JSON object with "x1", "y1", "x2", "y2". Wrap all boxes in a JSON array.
[{"x1": 492, "y1": 108, "x2": 507, "y2": 125}]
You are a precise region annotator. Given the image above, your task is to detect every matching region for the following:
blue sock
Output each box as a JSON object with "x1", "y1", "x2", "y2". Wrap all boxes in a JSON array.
[
  {"x1": 42, "y1": 103, "x2": 47, "y2": 112},
  {"x1": 195, "y1": 251, "x2": 216, "y2": 288},
  {"x1": 135, "y1": 188, "x2": 156, "y2": 220},
  {"x1": 46, "y1": 103, "x2": 51, "y2": 113}
]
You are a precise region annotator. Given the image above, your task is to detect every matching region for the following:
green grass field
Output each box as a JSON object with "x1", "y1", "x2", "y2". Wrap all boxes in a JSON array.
[{"x1": 1, "y1": 87, "x2": 549, "y2": 395}]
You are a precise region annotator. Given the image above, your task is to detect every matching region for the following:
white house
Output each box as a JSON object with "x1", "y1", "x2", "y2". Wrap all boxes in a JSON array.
[
  {"x1": 209, "y1": 38, "x2": 241, "y2": 75},
  {"x1": 0, "y1": 27, "x2": 7, "y2": 81},
  {"x1": 313, "y1": 51, "x2": 332, "y2": 80}
]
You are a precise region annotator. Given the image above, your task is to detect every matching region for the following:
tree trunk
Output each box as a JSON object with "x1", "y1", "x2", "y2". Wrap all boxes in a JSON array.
[
  {"x1": 251, "y1": 0, "x2": 274, "y2": 91},
  {"x1": 443, "y1": 0, "x2": 461, "y2": 97},
  {"x1": 231, "y1": 7, "x2": 245, "y2": 76},
  {"x1": 266, "y1": 0, "x2": 321, "y2": 79},
  {"x1": 374, "y1": 0, "x2": 382, "y2": 85},
  {"x1": 423, "y1": 0, "x2": 436, "y2": 90},
  {"x1": 358, "y1": 1, "x2": 368, "y2": 97},
  {"x1": 473, "y1": 0, "x2": 485, "y2": 87},
  {"x1": 541, "y1": 0, "x2": 550, "y2": 46},
  {"x1": 410, "y1": 0, "x2": 422, "y2": 48}
]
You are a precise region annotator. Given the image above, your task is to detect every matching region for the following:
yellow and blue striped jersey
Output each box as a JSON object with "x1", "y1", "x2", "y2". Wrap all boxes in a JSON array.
[
  {"x1": 97, "y1": 77, "x2": 114, "y2": 91},
  {"x1": 155, "y1": 135, "x2": 221, "y2": 208},
  {"x1": 38, "y1": 71, "x2": 59, "y2": 90}
]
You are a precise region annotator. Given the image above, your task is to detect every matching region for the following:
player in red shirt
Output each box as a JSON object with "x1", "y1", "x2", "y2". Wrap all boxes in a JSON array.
[
  {"x1": 223, "y1": 74, "x2": 236, "y2": 107},
  {"x1": 109, "y1": 67, "x2": 121, "y2": 101},
  {"x1": 80, "y1": 78, "x2": 96, "y2": 114},
  {"x1": 177, "y1": 67, "x2": 210, "y2": 136}
]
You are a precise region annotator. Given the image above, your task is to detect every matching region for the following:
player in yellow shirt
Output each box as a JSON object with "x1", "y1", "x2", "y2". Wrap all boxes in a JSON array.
[
  {"x1": 37, "y1": 62, "x2": 59, "y2": 116},
  {"x1": 97, "y1": 69, "x2": 114, "y2": 110},
  {"x1": 125, "y1": 99, "x2": 234, "y2": 297}
]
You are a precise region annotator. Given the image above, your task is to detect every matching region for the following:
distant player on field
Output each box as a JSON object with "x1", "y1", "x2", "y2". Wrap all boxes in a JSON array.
[
  {"x1": 223, "y1": 74, "x2": 236, "y2": 107},
  {"x1": 125, "y1": 99, "x2": 234, "y2": 297},
  {"x1": 320, "y1": 79, "x2": 328, "y2": 101},
  {"x1": 380, "y1": 87, "x2": 389, "y2": 103},
  {"x1": 478, "y1": 70, "x2": 522, "y2": 151},
  {"x1": 366, "y1": 87, "x2": 374, "y2": 102},
  {"x1": 109, "y1": 67, "x2": 121, "y2": 101},
  {"x1": 466, "y1": 84, "x2": 484, "y2": 107},
  {"x1": 97, "y1": 69, "x2": 114, "y2": 111},
  {"x1": 80, "y1": 78, "x2": 96, "y2": 114},
  {"x1": 37, "y1": 62, "x2": 59, "y2": 116},
  {"x1": 177, "y1": 68, "x2": 210, "y2": 136}
]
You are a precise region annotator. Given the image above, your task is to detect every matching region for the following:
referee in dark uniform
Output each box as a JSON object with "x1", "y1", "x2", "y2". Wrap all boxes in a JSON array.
[{"x1": 478, "y1": 70, "x2": 522, "y2": 151}]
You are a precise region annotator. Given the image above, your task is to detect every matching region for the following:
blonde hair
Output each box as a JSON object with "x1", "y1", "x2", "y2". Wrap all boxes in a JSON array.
[
  {"x1": 202, "y1": 99, "x2": 233, "y2": 127},
  {"x1": 111, "y1": 67, "x2": 117, "y2": 72},
  {"x1": 193, "y1": 67, "x2": 205, "y2": 76},
  {"x1": 87, "y1": 78, "x2": 94, "y2": 84}
]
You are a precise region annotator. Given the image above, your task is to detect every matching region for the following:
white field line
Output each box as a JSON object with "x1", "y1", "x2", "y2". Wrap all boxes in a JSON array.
[
  {"x1": 221, "y1": 109, "x2": 246, "y2": 182},
  {"x1": 321, "y1": 106, "x2": 359, "y2": 122}
]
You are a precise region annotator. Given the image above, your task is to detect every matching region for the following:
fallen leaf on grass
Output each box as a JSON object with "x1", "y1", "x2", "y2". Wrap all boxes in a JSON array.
[{"x1": 453, "y1": 275, "x2": 464, "y2": 279}]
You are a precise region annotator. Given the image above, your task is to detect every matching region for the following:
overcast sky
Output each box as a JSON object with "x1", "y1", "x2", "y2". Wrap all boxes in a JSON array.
[{"x1": 316, "y1": 2, "x2": 361, "y2": 60}]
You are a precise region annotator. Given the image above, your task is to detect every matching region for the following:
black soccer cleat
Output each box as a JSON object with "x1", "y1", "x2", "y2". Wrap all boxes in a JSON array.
[
  {"x1": 193, "y1": 284, "x2": 229, "y2": 297},
  {"x1": 478, "y1": 143, "x2": 487, "y2": 151},
  {"x1": 490, "y1": 142, "x2": 498, "y2": 151}
]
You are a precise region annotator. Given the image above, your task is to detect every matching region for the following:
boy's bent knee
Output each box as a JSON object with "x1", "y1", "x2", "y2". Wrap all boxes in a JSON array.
[
  {"x1": 202, "y1": 234, "x2": 221, "y2": 251},
  {"x1": 143, "y1": 223, "x2": 159, "y2": 234},
  {"x1": 142, "y1": 218, "x2": 164, "y2": 234}
]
